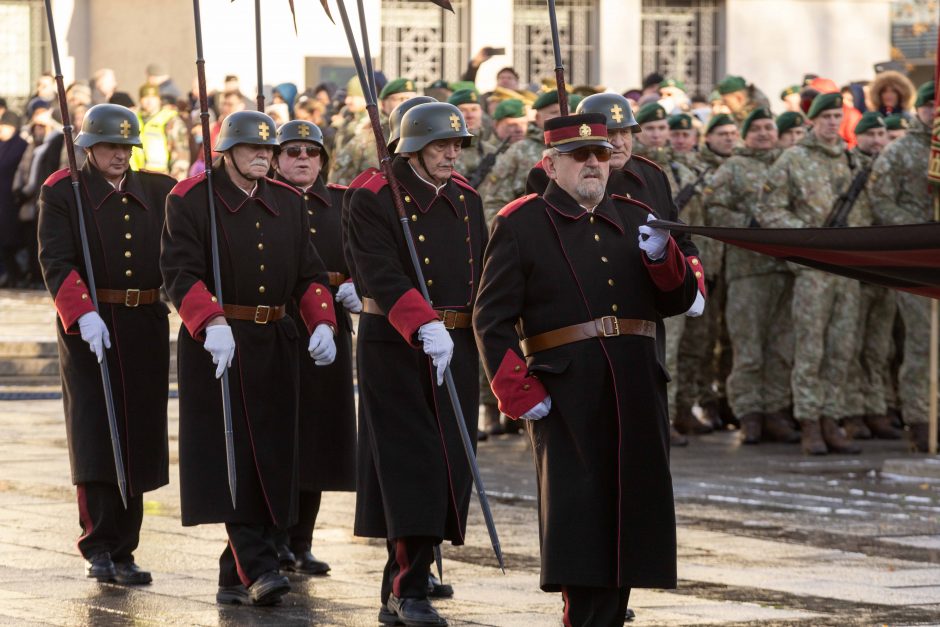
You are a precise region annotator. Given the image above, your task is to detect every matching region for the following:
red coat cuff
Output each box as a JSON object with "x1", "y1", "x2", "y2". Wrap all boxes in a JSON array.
[
  {"x1": 179, "y1": 281, "x2": 224, "y2": 340},
  {"x1": 643, "y1": 237, "x2": 687, "y2": 293},
  {"x1": 491, "y1": 349, "x2": 549, "y2": 420},
  {"x1": 299, "y1": 282, "x2": 338, "y2": 334},
  {"x1": 54, "y1": 269, "x2": 95, "y2": 334},
  {"x1": 688, "y1": 255, "x2": 707, "y2": 297},
  {"x1": 387, "y1": 288, "x2": 438, "y2": 346}
]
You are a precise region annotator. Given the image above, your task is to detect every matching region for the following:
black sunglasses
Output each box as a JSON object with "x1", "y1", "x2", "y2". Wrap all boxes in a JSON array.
[
  {"x1": 284, "y1": 146, "x2": 321, "y2": 158},
  {"x1": 559, "y1": 146, "x2": 612, "y2": 162}
]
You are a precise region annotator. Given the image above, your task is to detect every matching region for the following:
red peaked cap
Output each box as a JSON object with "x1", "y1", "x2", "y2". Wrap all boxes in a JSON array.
[{"x1": 543, "y1": 113, "x2": 613, "y2": 152}]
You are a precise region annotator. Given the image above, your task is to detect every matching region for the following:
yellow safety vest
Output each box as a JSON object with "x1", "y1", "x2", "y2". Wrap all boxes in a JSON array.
[{"x1": 130, "y1": 108, "x2": 177, "y2": 173}]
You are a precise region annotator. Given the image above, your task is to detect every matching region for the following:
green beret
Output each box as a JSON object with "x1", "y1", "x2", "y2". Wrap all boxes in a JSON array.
[
  {"x1": 660, "y1": 78, "x2": 686, "y2": 91},
  {"x1": 668, "y1": 113, "x2": 694, "y2": 130},
  {"x1": 741, "y1": 107, "x2": 773, "y2": 137},
  {"x1": 884, "y1": 113, "x2": 910, "y2": 131},
  {"x1": 776, "y1": 111, "x2": 806, "y2": 134},
  {"x1": 708, "y1": 90, "x2": 722, "y2": 102},
  {"x1": 449, "y1": 81, "x2": 475, "y2": 93},
  {"x1": 916, "y1": 80, "x2": 935, "y2": 107},
  {"x1": 533, "y1": 90, "x2": 560, "y2": 111},
  {"x1": 635, "y1": 103, "x2": 667, "y2": 125},
  {"x1": 493, "y1": 98, "x2": 526, "y2": 121},
  {"x1": 379, "y1": 78, "x2": 416, "y2": 100},
  {"x1": 568, "y1": 94, "x2": 584, "y2": 111},
  {"x1": 706, "y1": 113, "x2": 736, "y2": 134},
  {"x1": 448, "y1": 89, "x2": 481, "y2": 107},
  {"x1": 854, "y1": 111, "x2": 886, "y2": 135},
  {"x1": 780, "y1": 85, "x2": 801, "y2": 100},
  {"x1": 807, "y1": 92, "x2": 842, "y2": 119},
  {"x1": 717, "y1": 75, "x2": 747, "y2": 95}
]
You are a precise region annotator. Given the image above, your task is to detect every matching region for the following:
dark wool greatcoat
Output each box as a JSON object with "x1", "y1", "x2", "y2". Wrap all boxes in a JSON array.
[
  {"x1": 473, "y1": 182, "x2": 698, "y2": 591},
  {"x1": 276, "y1": 174, "x2": 356, "y2": 492},
  {"x1": 347, "y1": 156, "x2": 487, "y2": 543},
  {"x1": 38, "y1": 162, "x2": 174, "y2": 495},
  {"x1": 161, "y1": 161, "x2": 336, "y2": 527}
]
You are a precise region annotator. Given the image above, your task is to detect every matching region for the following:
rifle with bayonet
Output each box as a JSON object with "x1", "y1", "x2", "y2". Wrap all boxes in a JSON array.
[
  {"x1": 673, "y1": 165, "x2": 710, "y2": 211},
  {"x1": 467, "y1": 137, "x2": 511, "y2": 189},
  {"x1": 824, "y1": 161, "x2": 872, "y2": 227}
]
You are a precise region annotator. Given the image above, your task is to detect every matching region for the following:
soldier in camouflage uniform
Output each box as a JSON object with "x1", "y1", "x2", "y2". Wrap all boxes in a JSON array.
[
  {"x1": 869, "y1": 81, "x2": 939, "y2": 452},
  {"x1": 841, "y1": 112, "x2": 904, "y2": 441},
  {"x1": 884, "y1": 113, "x2": 910, "y2": 142},
  {"x1": 776, "y1": 111, "x2": 808, "y2": 149},
  {"x1": 328, "y1": 78, "x2": 416, "y2": 186},
  {"x1": 478, "y1": 90, "x2": 561, "y2": 222},
  {"x1": 756, "y1": 93, "x2": 863, "y2": 455},
  {"x1": 718, "y1": 75, "x2": 772, "y2": 126},
  {"x1": 331, "y1": 77, "x2": 368, "y2": 156},
  {"x1": 705, "y1": 108, "x2": 799, "y2": 445},
  {"x1": 449, "y1": 89, "x2": 500, "y2": 184}
]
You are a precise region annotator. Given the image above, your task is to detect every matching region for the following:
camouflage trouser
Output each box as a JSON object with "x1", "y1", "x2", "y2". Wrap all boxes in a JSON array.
[
  {"x1": 677, "y1": 275, "x2": 729, "y2": 408},
  {"x1": 896, "y1": 291, "x2": 939, "y2": 425},
  {"x1": 791, "y1": 271, "x2": 860, "y2": 421},
  {"x1": 725, "y1": 272, "x2": 794, "y2": 416},
  {"x1": 844, "y1": 284, "x2": 898, "y2": 417},
  {"x1": 665, "y1": 313, "x2": 687, "y2": 420}
]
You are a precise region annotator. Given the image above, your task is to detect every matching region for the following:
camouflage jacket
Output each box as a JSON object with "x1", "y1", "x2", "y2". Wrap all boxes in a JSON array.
[
  {"x1": 327, "y1": 111, "x2": 388, "y2": 186},
  {"x1": 705, "y1": 146, "x2": 787, "y2": 280},
  {"x1": 455, "y1": 135, "x2": 501, "y2": 186},
  {"x1": 479, "y1": 123, "x2": 545, "y2": 220},
  {"x1": 757, "y1": 131, "x2": 856, "y2": 228},
  {"x1": 869, "y1": 116, "x2": 933, "y2": 225},
  {"x1": 846, "y1": 147, "x2": 876, "y2": 227},
  {"x1": 732, "y1": 86, "x2": 772, "y2": 125}
]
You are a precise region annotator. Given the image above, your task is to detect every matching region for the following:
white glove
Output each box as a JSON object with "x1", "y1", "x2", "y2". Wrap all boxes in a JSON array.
[
  {"x1": 521, "y1": 396, "x2": 552, "y2": 421},
  {"x1": 685, "y1": 290, "x2": 706, "y2": 317},
  {"x1": 418, "y1": 320, "x2": 454, "y2": 386},
  {"x1": 204, "y1": 324, "x2": 235, "y2": 379},
  {"x1": 308, "y1": 323, "x2": 336, "y2": 366},
  {"x1": 335, "y1": 282, "x2": 362, "y2": 313},
  {"x1": 77, "y1": 311, "x2": 111, "y2": 363},
  {"x1": 638, "y1": 213, "x2": 669, "y2": 261}
]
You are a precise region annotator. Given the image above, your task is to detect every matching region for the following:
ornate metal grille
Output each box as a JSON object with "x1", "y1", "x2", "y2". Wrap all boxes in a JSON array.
[
  {"x1": 381, "y1": 0, "x2": 471, "y2": 88},
  {"x1": 512, "y1": 0, "x2": 599, "y2": 87},
  {"x1": 641, "y1": 0, "x2": 722, "y2": 97}
]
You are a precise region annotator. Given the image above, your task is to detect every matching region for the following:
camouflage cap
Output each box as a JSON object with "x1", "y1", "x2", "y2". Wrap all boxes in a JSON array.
[
  {"x1": 915, "y1": 80, "x2": 935, "y2": 107},
  {"x1": 380, "y1": 78, "x2": 417, "y2": 100},
  {"x1": 780, "y1": 85, "x2": 801, "y2": 100},
  {"x1": 775, "y1": 111, "x2": 806, "y2": 134},
  {"x1": 717, "y1": 75, "x2": 747, "y2": 95},
  {"x1": 807, "y1": 92, "x2": 842, "y2": 119},
  {"x1": 635, "y1": 103, "x2": 667, "y2": 125},
  {"x1": 706, "y1": 113, "x2": 736, "y2": 134},
  {"x1": 884, "y1": 113, "x2": 910, "y2": 131},
  {"x1": 660, "y1": 78, "x2": 686, "y2": 91},
  {"x1": 493, "y1": 98, "x2": 526, "y2": 121},
  {"x1": 668, "y1": 113, "x2": 694, "y2": 131},
  {"x1": 854, "y1": 111, "x2": 886, "y2": 135},
  {"x1": 741, "y1": 107, "x2": 773, "y2": 137},
  {"x1": 448, "y1": 89, "x2": 481, "y2": 107},
  {"x1": 575, "y1": 93, "x2": 640, "y2": 132},
  {"x1": 532, "y1": 90, "x2": 560, "y2": 111},
  {"x1": 215, "y1": 110, "x2": 279, "y2": 152},
  {"x1": 74, "y1": 103, "x2": 142, "y2": 148}
]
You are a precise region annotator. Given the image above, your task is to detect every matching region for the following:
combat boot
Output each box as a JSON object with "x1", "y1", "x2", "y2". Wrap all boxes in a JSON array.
[
  {"x1": 799, "y1": 419, "x2": 827, "y2": 455},
  {"x1": 842, "y1": 415, "x2": 872, "y2": 440},
  {"x1": 670, "y1": 424, "x2": 688, "y2": 447},
  {"x1": 739, "y1": 413, "x2": 763, "y2": 445},
  {"x1": 764, "y1": 411, "x2": 801, "y2": 443},
  {"x1": 820, "y1": 416, "x2": 861, "y2": 454},
  {"x1": 674, "y1": 403, "x2": 713, "y2": 435},
  {"x1": 699, "y1": 399, "x2": 723, "y2": 430},
  {"x1": 910, "y1": 423, "x2": 936, "y2": 453},
  {"x1": 864, "y1": 414, "x2": 903, "y2": 440}
]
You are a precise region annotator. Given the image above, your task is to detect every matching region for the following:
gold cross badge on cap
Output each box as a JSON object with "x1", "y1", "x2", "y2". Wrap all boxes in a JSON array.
[
  {"x1": 119, "y1": 120, "x2": 131, "y2": 139},
  {"x1": 449, "y1": 114, "x2": 461, "y2": 131},
  {"x1": 610, "y1": 104, "x2": 624, "y2": 124},
  {"x1": 298, "y1": 125, "x2": 310, "y2": 138},
  {"x1": 259, "y1": 122, "x2": 270, "y2": 140}
]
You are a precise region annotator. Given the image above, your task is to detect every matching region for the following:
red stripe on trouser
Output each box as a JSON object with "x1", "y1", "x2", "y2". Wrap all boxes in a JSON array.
[
  {"x1": 393, "y1": 539, "x2": 411, "y2": 598},
  {"x1": 76, "y1": 484, "x2": 93, "y2": 552},
  {"x1": 562, "y1": 586, "x2": 572, "y2": 627},
  {"x1": 229, "y1": 540, "x2": 252, "y2": 587}
]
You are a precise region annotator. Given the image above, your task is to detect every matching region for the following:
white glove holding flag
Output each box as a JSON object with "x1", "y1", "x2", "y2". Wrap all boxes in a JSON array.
[
  {"x1": 308, "y1": 323, "x2": 337, "y2": 366},
  {"x1": 521, "y1": 396, "x2": 552, "y2": 421},
  {"x1": 638, "y1": 213, "x2": 669, "y2": 261},
  {"x1": 418, "y1": 320, "x2": 454, "y2": 385},
  {"x1": 77, "y1": 311, "x2": 111, "y2": 363},
  {"x1": 204, "y1": 324, "x2": 235, "y2": 379},
  {"x1": 335, "y1": 282, "x2": 362, "y2": 313}
]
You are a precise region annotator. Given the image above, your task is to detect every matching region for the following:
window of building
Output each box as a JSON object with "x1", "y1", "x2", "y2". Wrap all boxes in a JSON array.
[
  {"x1": 380, "y1": 0, "x2": 471, "y2": 89},
  {"x1": 641, "y1": 0, "x2": 722, "y2": 97},
  {"x1": 512, "y1": 0, "x2": 598, "y2": 87},
  {"x1": 891, "y1": 1, "x2": 938, "y2": 68}
]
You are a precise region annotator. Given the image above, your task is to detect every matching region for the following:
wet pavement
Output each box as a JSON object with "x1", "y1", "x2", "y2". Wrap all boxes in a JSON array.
[{"x1": 0, "y1": 290, "x2": 938, "y2": 625}]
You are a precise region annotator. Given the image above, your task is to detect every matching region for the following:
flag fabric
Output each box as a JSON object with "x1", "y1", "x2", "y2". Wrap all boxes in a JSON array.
[{"x1": 651, "y1": 221, "x2": 940, "y2": 300}]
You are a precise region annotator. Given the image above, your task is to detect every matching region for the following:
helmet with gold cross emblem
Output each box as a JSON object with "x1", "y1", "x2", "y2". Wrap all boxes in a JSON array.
[
  {"x1": 276, "y1": 120, "x2": 329, "y2": 171},
  {"x1": 395, "y1": 102, "x2": 473, "y2": 154},
  {"x1": 75, "y1": 103, "x2": 142, "y2": 148},
  {"x1": 576, "y1": 93, "x2": 641, "y2": 133},
  {"x1": 215, "y1": 110, "x2": 279, "y2": 152}
]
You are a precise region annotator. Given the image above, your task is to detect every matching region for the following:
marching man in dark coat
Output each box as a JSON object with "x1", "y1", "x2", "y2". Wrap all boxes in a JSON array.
[
  {"x1": 474, "y1": 113, "x2": 699, "y2": 626},
  {"x1": 38, "y1": 104, "x2": 174, "y2": 585},
  {"x1": 160, "y1": 110, "x2": 338, "y2": 606},
  {"x1": 346, "y1": 102, "x2": 487, "y2": 627},
  {"x1": 271, "y1": 120, "x2": 358, "y2": 575}
]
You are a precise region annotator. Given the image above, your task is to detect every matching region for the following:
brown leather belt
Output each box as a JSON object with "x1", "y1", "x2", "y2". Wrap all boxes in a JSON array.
[
  {"x1": 520, "y1": 316, "x2": 656, "y2": 357},
  {"x1": 222, "y1": 303, "x2": 286, "y2": 324},
  {"x1": 327, "y1": 272, "x2": 348, "y2": 287},
  {"x1": 361, "y1": 297, "x2": 472, "y2": 330},
  {"x1": 96, "y1": 288, "x2": 160, "y2": 308}
]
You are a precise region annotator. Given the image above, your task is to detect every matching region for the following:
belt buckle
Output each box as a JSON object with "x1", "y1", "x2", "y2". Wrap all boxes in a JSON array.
[
  {"x1": 254, "y1": 305, "x2": 272, "y2": 324},
  {"x1": 124, "y1": 289, "x2": 140, "y2": 308},
  {"x1": 600, "y1": 315, "x2": 620, "y2": 337},
  {"x1": 440, "y1": 310, "x2": 458, "y2": 330}
]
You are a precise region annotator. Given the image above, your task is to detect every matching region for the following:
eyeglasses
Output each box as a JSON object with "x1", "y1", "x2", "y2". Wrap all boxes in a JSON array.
[
  {"x1": 558, "y1": 146, "x2": 612, "y2": 162},
  {"x1": 284, "y1": 146, "x2": 320, "y2": 158}
]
